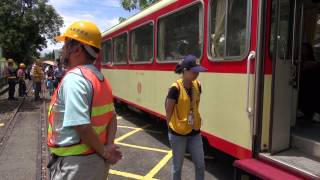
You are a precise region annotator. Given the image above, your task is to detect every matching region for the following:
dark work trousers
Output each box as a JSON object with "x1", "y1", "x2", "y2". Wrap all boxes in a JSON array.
[
  {"x1": 8, "y1": 79, "x2": 16, "y2": 99},
  {"x1": 18, "y1": 79, "x2": 27, "y2": 96},
  {"x1": 34, "y1": 81, "x2": 41, "y2": 100}
]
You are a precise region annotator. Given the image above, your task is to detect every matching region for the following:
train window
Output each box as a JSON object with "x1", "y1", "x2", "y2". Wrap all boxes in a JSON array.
[
  {"x1": 102, "y1": 40, "x2": 112, "y2": 64},
  {"x1": 157, "y1": 3, "x2": 202, "y2": 62},
  {"x1": 312, "y1": 13, "x2": 320, "y2": 62},
  {"x1": 130, "y1": 22, "x2": 154, "y2": 63},
  {"x1": 209, "y1": 0, "x2": 249, "y2": 60},
  {"x1": 270, "y1": 0, "x2": 292, "y2": 60},
  {"x1": 113, "y1": 33, "x2": 128, "y2": 64}
]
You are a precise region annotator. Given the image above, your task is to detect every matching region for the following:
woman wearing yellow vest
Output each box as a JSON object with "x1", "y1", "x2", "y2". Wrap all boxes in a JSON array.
[{"x1": 165, "y1": 55, "x2": 207, "y2": 180}]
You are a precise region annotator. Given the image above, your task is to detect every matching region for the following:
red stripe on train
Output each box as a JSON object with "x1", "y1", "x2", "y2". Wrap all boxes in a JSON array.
[{"x1": 114, "y1": 95, "x2": 252, "y2": 160}]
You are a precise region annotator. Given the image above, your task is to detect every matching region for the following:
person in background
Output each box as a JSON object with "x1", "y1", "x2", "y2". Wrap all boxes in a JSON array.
[
  {"x1": 46, "y1": 65, "x2": 55, "y2": 96},
  {"x1": 33, "y1": 59, "x2": 43, "y2": 101},
  {"x1": 53, "y1": 62, "x2": 65, "y2": 89},
  {"x1": 6, "y1": 59, "x2": 17, "y2": 101},
  {"x1": 165, "y1": 55, "x2": 207, "y2": 180},
  {"x1": 17, "y1": 63, "x2": 27, "y2": 97},
  {"x1": 30, "y1": 62, "x2": 36, "y2": 93}
]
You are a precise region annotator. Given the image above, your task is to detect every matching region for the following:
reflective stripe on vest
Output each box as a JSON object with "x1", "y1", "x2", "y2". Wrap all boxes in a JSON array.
[
  {"x1": 168, "y1": 79, "x2": 202, "y2": 135},
  {"x1": 47, "y1": 66, "x2": 114, "y2": 156}
]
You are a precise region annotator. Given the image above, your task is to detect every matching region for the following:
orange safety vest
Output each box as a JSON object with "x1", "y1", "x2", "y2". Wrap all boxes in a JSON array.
[{"x1": 47, "y1": 66, "x2": 114, "y2": 156}]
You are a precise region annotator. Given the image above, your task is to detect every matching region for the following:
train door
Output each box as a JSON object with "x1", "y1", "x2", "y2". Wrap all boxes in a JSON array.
[
  {"x1": 267, "y1": 0, "x2": 320, "y2": 177},
  {"x1": 270, "y1": 0, "x2": 296, "y2": 154}
]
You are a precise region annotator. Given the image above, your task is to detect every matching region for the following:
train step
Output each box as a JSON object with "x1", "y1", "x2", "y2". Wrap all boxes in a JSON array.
[
  {"x1": 292, "y1": 132, "x2": 320, "y2": 159},
  {"x1": 259, "y1": 150, "x2": 320, "y2": 179},
  {"x1": 234, "y1": 158, "x2": 305, "y2": 180}
]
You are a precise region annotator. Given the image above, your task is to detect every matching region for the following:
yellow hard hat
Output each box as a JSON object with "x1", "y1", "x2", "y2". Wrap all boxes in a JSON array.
[
  {"x1": 55, "y1": 20, "x2": 102, "y2": 49},
  {"x1": 19, "y1": 63, "x2": 26, "y2": 68},
  {"x1": 7, "y1": 59, "x2": 14, "y2": 63},
  {"x1": 35, "y1": 59, "x2": 42, "y2": 65}
]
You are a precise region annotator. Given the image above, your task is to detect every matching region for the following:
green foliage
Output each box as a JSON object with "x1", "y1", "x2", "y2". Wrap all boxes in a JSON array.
[
  {"x1": 118, "y1": 17, "x2": 127, "y2": 23},
  {"x1": 120, "y1": 0, "x2": 157, "y2": 12},
  {"x1": 0, "y1": 0, "x2": 63, "y2": 65},
  {"x1": 42, "y1": 50, "x2": 54, "y2": 60}
]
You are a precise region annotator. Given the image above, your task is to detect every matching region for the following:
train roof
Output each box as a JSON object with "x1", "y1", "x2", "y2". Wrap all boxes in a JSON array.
[{"x1": 102, "y1": 0, "x2": 177, "y2": 37}]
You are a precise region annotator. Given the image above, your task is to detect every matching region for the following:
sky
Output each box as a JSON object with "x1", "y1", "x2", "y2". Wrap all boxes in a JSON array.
[{"x1": 42, "y1": 0, "x2": 138, "y2": 54}]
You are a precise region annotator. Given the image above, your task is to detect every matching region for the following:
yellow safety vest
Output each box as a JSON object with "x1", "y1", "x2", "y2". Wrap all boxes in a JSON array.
[{"x1": 169, "y1": 79, "x2": 202, "y2": 135}]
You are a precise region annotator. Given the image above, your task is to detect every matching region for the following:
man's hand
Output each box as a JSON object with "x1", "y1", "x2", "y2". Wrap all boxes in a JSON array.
[{"x1": 103, "y1": 144, "x2": 122, "y2": 165}]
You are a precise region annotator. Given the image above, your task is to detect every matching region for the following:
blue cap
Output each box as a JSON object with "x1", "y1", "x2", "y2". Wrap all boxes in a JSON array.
[{"x1": 178, "y1": 55, "x2": 207, "y2": 72}]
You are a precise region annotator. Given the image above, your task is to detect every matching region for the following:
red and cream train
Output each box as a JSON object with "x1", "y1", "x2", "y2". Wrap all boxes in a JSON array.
[{"x1": 96, "y1": 0, "x2": 320, "y2": 178}]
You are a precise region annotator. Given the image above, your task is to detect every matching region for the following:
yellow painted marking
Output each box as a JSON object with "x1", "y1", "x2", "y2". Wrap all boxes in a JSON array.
[
  {"x1": 118, "y1": 125, "x2": 162, "y2": 134},
  {"x1": 116, "y1": 142, "x2": 169, "y2": 153},
  {"x1": 109, "y1": 169, "x2": 159, "y2": 180},
  {"x1": 116, "y1": 116, "x2": 123, "y2": 120},
  {"x1": 144, "y1": 151, "x2": 172, "y2": 179},
  {"x1": 115, "y1": 124, "x2": 150, "y2": 143},
  {"x1": 0, "y1": 123, "x2": 4, "y2": 127},
  {"x1": 184, "y1": 153, "x2": 214, "y2": 160}
]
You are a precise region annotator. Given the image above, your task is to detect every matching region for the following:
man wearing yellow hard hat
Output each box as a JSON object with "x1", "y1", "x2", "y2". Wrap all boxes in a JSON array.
[
  {"x1": 33, "y1": 59, "x2": 44, "y2": 101},
  {"x1": 17, "y1": 63, "x2": 27, "y2": 97},
  {"x1": 47, "y1": 21, "x2": 122, "y2": 180},
  {"x1": 6, "y1": 59, "x2": 17, "y2": 100}
]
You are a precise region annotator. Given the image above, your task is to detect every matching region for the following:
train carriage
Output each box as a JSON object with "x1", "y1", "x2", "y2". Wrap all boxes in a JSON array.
[{"x1": 97, "y1": 0, "x2": 320, "y2": 178}]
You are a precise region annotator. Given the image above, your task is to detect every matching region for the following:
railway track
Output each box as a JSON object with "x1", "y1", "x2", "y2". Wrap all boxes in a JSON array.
[
  {"x1": 0, "y1": 81, "x2": 33, "y2": 152},
  {"x1": 0, "y1": 81, "x2": 49, "y2": 180}
]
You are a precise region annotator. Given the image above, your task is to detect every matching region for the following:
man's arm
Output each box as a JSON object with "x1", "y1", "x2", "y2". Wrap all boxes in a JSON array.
[
  {"x1": 74, "y1": 124, "x2": 121, "y2": 162},
  {"x1": 107, "y1": 112, "x2": 117, "y2": 145},
  {"x1": 74, "y1": 124, "x2": 105, "y2": 157}
]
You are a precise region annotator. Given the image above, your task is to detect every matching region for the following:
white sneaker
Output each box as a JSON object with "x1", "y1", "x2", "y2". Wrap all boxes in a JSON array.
[{"x1": 312, "y1": 113, "x2": 320, "y2": 123}]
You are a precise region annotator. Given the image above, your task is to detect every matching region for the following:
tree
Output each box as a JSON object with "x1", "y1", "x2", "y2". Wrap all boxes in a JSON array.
[
  {"x1": 120, "y1": 0, "x2": 158, "y2": 12},
  {"x1": 43, "y1": 50, "x2": 54, "y2": 60},
  {"x1": 0, "y1": 0, "x2": 63, "y2": 65},
  {"x1": 118, "y1": 17, "x2": 127, "y2": 23}
]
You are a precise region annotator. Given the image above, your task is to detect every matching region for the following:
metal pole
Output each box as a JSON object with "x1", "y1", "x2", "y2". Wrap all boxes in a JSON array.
[{"x1": 252, "y1": 0, "x2": 268, "y2": 157}]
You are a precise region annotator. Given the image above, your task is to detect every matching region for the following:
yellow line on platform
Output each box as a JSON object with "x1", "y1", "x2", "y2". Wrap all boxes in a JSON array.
[
  {"x1": 117, "y1": 125, "x2": 143, "y2": 130},
  {"x1": 109, "y1": 169, "x2": 159, "y2": 180},
  {"x1": 118, "y1": 125, "x2": 162, "y2": 134},
  {"x1": 116, "y1": 116, "x2": 123, "y2": 120},
  {"x1": 115, "y1": 124, "x2": 151, "y2": 143},
  {"x1": 0, "y1": 123, "x2": 4, "y2": 127},
  {"x1": 144, "y1": 151, "x2": 173, "y2": 179},
  {"x1": 116, "y1": 142, "x2": 170, "y2": 153}
]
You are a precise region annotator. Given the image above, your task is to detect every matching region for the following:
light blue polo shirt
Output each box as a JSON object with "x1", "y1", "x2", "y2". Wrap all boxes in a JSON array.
[{"x1": 50, "y1": 64, "x2": 105, "y2": 146}]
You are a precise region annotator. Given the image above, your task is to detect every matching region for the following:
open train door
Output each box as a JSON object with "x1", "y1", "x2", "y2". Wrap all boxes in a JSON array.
[
  {"x1": 270, "y1": 0, "x2": 293, "y2": 154},
  {"x1": 270, "y1": 0, "x2": 302, "y2": 153}
]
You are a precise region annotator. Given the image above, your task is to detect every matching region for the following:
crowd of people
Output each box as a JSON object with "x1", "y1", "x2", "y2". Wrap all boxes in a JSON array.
[{"x1": 5, "y1": 58, "x2": 65, "y2": 101}]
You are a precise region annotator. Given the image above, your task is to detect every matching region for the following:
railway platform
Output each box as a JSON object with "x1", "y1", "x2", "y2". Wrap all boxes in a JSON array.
[{"x1": 0, "y1": 80, "x2": 234, "y2": 180}]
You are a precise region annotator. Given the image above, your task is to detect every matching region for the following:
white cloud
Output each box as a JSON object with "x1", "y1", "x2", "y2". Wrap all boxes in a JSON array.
[
  {"x1": 98, "y1": 0, "x2": 121, "y2": 8},
  {"x1": 42, "y1": 0, "x2": 135, "y2": 54},
  {"x1": 81, "y1": 13, "x2": 95, "y2": 19},
  {"x1": 41, "y1": 16, "x2": 119, "y2": 54},
  {"x1": 48, "y1": 0, "x2": 77, "y2": 8},
  {"x1": 48, "y1": 0, "x2": 121, "y2": 9}
]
